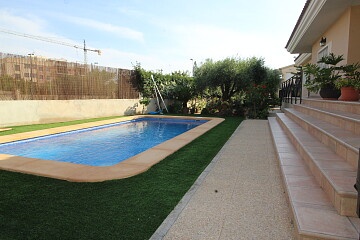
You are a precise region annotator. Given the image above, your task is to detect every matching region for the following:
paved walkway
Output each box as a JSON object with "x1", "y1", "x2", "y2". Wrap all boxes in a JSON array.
[{"x1": 151, "y1": 120, "x2": 295, "y2": 240}]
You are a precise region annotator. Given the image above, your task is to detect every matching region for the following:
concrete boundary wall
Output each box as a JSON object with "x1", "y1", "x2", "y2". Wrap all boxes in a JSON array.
[{"x1": 0, "y1": 99, "x2": 157, "y2": 127}]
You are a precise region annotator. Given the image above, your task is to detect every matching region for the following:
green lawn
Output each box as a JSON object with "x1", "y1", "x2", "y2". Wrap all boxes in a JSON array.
[
  {"x1": 0, "y1": 116, "x2": 125, "y2": 136},
  {"x1": 0, "y1": 116, "x2": 243, "y2": 240}
]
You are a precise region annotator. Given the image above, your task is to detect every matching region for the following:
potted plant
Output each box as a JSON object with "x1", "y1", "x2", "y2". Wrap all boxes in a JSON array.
[
  {"x1": 303, "y1": 53, "x2": 343, "y2": 99},
  {"x1": 335, "y1": 63, "x2": 360, "y2": 101}
]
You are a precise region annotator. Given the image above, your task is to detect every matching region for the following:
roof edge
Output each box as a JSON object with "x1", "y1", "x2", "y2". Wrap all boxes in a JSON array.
[
  {"x1": 285, "y1": 0, "x2": 311, "y2": 49},
  {"x1": 286, "y1": 0, "x2": 328, "y2": 53},
  {"x1": 295, "y1": 53, "x2": 312, "y2": 66}
]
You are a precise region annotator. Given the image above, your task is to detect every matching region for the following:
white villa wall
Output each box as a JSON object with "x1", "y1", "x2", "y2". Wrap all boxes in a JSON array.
[{"x1": 0, "y1": 99, "x2": 157, "y2": 127}]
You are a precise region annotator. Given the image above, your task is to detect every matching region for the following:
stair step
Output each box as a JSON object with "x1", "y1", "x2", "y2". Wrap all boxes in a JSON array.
[
  {"x1": 275, "y1": 113, "x2": 357, "y2": 217},
  {"x1": 269, "y1": 117, "x2": 360, "y2": 239},
  {"x1": 293, "y1": 104, "x2": 360, "y2": 135},
  {"x1": 302, "y1": 98, "x2": 360, "y2": 115},
  {"x1": 284, "y1": 107, "x2": 359, "y2": 169}
]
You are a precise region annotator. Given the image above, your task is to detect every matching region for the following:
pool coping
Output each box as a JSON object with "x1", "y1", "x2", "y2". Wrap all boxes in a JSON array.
[{"x1": 0, "y1": 115, "x2": 224, "y2": 182}]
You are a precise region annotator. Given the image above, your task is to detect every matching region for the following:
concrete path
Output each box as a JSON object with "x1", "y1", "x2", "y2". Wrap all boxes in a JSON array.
[{"x1": 151, "y1": 120, "x2": 295, "y2": 240}]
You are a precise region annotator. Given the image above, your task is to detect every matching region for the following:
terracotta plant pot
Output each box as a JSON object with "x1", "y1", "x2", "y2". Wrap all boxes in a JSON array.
[{"x1": 339, "y1": 87, "x2": 360, "y2": 101}]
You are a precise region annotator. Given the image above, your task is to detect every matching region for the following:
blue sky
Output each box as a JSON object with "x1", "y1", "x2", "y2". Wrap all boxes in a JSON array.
[{"x1": 0, "y1": 0, "x2": 304, "y2": 73}]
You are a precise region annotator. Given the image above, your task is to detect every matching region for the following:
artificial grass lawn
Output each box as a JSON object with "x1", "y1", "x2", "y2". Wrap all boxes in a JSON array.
[
  {"x1": 0, "y1": 116, "x2": 243, "y2": 240},
  {"x1": 0, "y1": 116, "x2": 125, "y2": 136}
]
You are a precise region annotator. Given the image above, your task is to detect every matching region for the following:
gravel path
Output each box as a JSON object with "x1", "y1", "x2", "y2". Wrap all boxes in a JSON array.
[{"x1": 151, "y1": 120, "x2": 295, "y2": 240}]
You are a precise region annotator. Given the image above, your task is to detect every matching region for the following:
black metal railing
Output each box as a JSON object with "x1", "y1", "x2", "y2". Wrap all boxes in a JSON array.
[
  {"x1": 355, "y1": 149, "x2": 360, "y2": 218},
  {"x1": 279, "y1": 71, "x2": 303, "y2": 105}
]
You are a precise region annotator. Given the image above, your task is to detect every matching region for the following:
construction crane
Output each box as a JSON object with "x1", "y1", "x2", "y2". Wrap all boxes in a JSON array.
[{"x1": 0, "y1": 28, "x2": 101, "y2": 65}]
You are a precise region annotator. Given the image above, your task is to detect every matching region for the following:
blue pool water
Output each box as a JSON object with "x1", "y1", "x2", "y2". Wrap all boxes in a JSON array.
[{"x1": 0, "y1": 118, "x2": 207, "y2": 166}]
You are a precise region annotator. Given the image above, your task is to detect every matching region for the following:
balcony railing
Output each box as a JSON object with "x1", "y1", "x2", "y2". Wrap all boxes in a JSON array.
[{"x1": 279, "y1": 71, "x2": 302, "y2": 105}]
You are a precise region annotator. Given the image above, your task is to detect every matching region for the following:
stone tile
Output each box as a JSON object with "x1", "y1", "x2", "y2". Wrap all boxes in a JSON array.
[
  {"x1": 279, "y1": 157, "x2": 306, "y2": 167},
  {"x1": 349, "y1": 217, "x2": 360, "y2": 234},
  {"x1": 315, "y1": 159, "x2": 355, "y2": 171},
  {"x1": 309, "y1": 151, "x2": 342, "y2": 161},
  {"x1": 293, "y1": 204, "x2": 358, "y2": 239},
  {"x1": 308, "y1": 160, "x2": 323, "y2": 185},
  {"x1": 153, "y1": 138, "x2": 189, "y2": 151},
  {"x1": 277, "y1": 145, "x2": 298, "y2": 153},
  {"x1": 327, "y1": 172, "x2": 357, "y2": 193},
  {"x1": 323, "y1": 169, "x2": 357, "y2": 177},
  {"x1": 0, "y1": 155, "x2": 37, "y2": 168},
  {"x1": 288, "y1": 186, "x2": 332, "y2": 207},
  {"x1": 334, "y1": 193, "x2": 357, "y2": 217},
  {"x1": 284, "y1": 175, "x2": 319, "y2": 188},
  {"x1": 300, "y1": 139, "x2": 325, "y2": 147},
  {"x1": 67, "y1": 163, "x2": 150, "y2": 182},
  {"x1": 125, "y1": 148, "x2": 175, "y2": 166},
  {"x1": 321, "y1": 178, "x2": 335, "y2": 204},
  {"x1": 336, "y1": 143, "x2": 348, "y2": 160},
  {"x1": 13, "y1": 159, "x2": 86, "y2": 181},
  {"x1": 305, "y1": 146, "x2": 331, "y2": 153},
  {"x1": 282, "y1": 165, "x2": 312, "y2": 177},
  {"x1": 279, "y1": 152, "x2": 303, "y2": 160},
  {"x1": 347, "y1": 150, "x2": 359, "y2": 169}
]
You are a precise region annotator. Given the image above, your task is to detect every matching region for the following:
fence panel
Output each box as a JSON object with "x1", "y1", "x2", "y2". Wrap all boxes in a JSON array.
[{"x1": 0, "y1": 52, "x2": 139, "y2": 100}]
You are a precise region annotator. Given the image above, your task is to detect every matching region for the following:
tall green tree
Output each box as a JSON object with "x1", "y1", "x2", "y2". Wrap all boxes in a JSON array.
[
  {"x1": 194, "y1": 57, "x2": 264, "y2": 102},
  {"x1": 243, "y1": 67, "x2": 281, "y2": 119},
  {"x1": 167, "y1": 71, "x2": 195, "y2": 108}
]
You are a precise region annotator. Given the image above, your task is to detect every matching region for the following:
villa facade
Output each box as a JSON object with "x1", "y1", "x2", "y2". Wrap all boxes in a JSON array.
[{"x1": 286, "y1": 0, "x2": 360, "y2": 97}]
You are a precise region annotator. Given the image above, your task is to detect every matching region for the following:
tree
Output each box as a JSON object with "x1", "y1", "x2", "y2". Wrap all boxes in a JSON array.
[
  {"x1": 133, "y1": 63, "x2": 153, "y2": 98},
  {"x1": 243, "y1": 67, "x2": 281, "y2": 119},
  {"x1": 194, "y1": 56, "x2": 279, "y2": 118},
  {"x1": 168, "y1": 71, "x2": 195, "y2": 109},
  {"x1": 194, "y1": 57, "x2": 256, "y2": 102},
  {"x1": 133, "y1": 64, "x2": 197, "y2": 113}
]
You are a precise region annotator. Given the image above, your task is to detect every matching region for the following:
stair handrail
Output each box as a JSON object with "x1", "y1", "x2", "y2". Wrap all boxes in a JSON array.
[{"x1": 280, "y1": 70, "x2": 302, "y2": 105}]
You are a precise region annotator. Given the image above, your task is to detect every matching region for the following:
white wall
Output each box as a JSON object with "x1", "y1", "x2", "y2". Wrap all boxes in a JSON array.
[{"x1": 0, "y1": 99, "x2": 157, "y2": 127}]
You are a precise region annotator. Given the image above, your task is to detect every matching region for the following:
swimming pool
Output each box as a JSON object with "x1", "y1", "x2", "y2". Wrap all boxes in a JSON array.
[
  {"x1": 0, "y1": 117, "x2": 207, "y2": 167},
  {"x1": 0, "y1": 116, "x2": 224, "y2": 181}
]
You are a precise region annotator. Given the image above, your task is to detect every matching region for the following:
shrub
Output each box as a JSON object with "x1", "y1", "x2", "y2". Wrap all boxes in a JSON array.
[{"x1": 244, "y1": 84, "x2": 270, "y2": 119}]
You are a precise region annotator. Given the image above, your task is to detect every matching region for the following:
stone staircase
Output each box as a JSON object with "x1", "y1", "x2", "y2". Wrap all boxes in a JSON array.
[{"x1": 268, "y1": 98, "x2": 360, "y2": 239}]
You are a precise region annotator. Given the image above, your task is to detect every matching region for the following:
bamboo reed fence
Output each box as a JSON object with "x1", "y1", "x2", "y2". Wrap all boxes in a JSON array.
[{"x1": 0, "y1": 52, "x2": 139, "y2": 100}]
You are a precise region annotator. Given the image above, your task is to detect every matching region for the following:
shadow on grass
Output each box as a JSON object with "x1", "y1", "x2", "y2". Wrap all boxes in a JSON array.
[{"x1": 0, "y1": 116, "x2": 243, "y2": 240}]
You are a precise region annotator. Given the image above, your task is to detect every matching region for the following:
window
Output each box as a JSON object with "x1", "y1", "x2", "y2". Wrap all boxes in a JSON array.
[
  {"x1": 15, "y1": 65, "x2": 20, "y2": 71},
  {"x1": 318, "y1": 46, "x2": 329, "y2": 69},
  {"x1": 57, "y1": 66, "x2": 66, "y2": 74}
]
